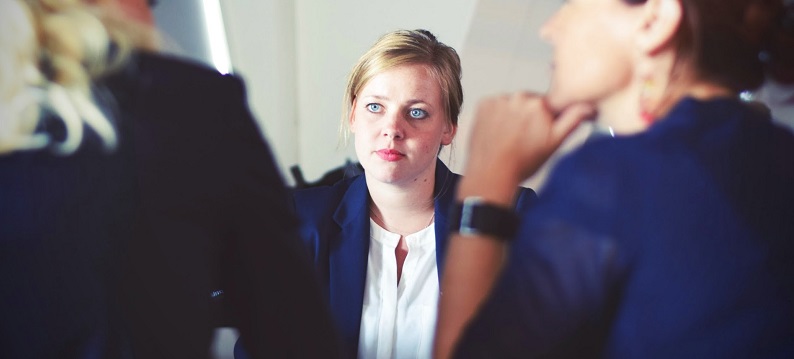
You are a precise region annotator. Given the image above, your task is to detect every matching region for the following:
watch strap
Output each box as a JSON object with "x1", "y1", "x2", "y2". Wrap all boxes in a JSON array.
[{"x1": 448, "y1": 196, "x2": 519, "y2": 240}]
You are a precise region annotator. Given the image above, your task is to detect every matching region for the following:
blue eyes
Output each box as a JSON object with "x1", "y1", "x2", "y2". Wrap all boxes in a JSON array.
[
  {"x1": 409, "y1": 108, "x2": 428, "y2": 119},
  {"x1": 365, "y1": 103, "x2": 428, "y2": 119}
]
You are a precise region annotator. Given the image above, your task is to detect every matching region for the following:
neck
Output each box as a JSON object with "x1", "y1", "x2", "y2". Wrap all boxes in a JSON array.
[
  {"x1": 600, "y1": 53, "x2": 734, "y2": 135},
  {"x1": 680, "y1": 81, "x2": 734, "y2": 101},
  {"x1": 367, "y1": 177, "x2": 435, "y2": 217},
  {"x1": 598, "y1": 79, "x2": 647, "y2": 135},
  {"x1": 366, "y1": 173, "x2": 436, "y2": 236}
]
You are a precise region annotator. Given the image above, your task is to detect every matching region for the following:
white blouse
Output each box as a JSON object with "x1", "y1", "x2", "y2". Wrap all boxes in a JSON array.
[{"x1": 357, "y1": 219, "x2": 439, "y2": 359}]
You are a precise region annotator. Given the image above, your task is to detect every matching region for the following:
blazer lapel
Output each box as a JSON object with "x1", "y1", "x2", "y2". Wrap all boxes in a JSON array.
[
  {"x1": 329, "y1": 176, "x2": 370, "y2": 354},
  {"x1": 433, "y1": 160, "x2": 459, "y2": 280}
]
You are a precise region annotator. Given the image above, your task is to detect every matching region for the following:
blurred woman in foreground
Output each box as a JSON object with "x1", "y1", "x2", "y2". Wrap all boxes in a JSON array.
[
  {"x1": 436, "y1": 0, "x2": 794, "y2": 357},
  {"x1": 0, "y1": 1, "x2": 338, "y2": 358}
]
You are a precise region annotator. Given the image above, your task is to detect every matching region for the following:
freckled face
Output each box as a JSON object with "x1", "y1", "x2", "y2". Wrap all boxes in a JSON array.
[{"x1": 350, "y1": 64, "x2": 455, "y2": 186}]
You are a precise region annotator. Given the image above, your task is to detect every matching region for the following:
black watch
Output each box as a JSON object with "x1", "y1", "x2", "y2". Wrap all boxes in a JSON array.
[{"x1": 448, "y1": 197, "x2": 520, "y2": 240}]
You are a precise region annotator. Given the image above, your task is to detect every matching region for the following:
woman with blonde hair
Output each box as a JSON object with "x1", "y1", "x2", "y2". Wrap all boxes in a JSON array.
[
  {"x1": 271, "y1": 29, "x2": 534, "y2": 359},
  {"x1": 0, "y1": 1, "x2": 338, "y2": 358},
  {"x1": 435, "y1": 0, "x2": 794, "y2": 357}
]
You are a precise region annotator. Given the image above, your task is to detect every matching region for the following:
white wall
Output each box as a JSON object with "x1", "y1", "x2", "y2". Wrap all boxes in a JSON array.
[
  {"x1": 221, "y1": 0, "x2": 299, "y2": 182},
  {"x1": 154, "y1": 1, "x2": 584, "y2": 188},
  {"x1": 204, "y1": 0, "x2": 482, "y2": 184},
  {"x1": 152, "y1": 1, "x2": 213, "y2": 66}
]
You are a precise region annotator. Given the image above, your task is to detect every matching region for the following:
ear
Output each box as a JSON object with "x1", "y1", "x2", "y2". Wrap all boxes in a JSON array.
[
  {"x1": 636, "y1": 0, "x2": 683, "y2": 56},
  {"x1": 349, "y1": 98, "x2": 358, "y2": 133},
  {"x1": 440, "y1": 121, "x2": 457, "y2": 146}
]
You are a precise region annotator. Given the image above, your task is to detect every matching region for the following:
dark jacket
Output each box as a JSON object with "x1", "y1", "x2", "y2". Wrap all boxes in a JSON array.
[
  {"x1": 0, "y1": 52, "x2": 339, "y2": 359},
  {"x1": 293, "y1": 160, "x2": 536, "y2": 357},
  {"x1": 456, "y1": 97, "x2": 794, "y2": 358}
]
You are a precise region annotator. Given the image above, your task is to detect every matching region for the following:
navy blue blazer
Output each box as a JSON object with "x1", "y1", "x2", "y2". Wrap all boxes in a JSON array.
[
  {"x1": 293, "y1": 159, "x2": 536, "y2": 357},
  {"x1": 1, "y1": 52, "x2": 338, "y2": 359},
  {"x1": 455, "y1": 98, "x2": 794, "y2": 358}
]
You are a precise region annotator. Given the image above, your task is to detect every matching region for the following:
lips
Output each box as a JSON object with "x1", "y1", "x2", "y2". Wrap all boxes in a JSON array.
[{"x1": 376, "y1": 149, "x2": 405, "y2": 162}]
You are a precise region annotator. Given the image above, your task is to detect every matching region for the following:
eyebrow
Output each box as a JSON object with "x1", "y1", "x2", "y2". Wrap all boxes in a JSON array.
[{"x1": 361, "y1": 95, "x2": 434, "y2": 108}]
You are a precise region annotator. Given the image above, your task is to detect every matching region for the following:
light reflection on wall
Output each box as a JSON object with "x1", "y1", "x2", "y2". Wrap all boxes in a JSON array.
[{"x1": 201, "y1": 0, "x2": 232, "y2": 75}]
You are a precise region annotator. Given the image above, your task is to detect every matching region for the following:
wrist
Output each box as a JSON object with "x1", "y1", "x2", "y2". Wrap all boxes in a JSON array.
[
  {"x1": 460, "y1": 157, "x2": 525, "y2": 204},
  {"x1": 448, "y1": 196, "x2": 520, "y2": 240},
  {"x1": 456, "y1": 174, "x2": 519, "y2": 207}
]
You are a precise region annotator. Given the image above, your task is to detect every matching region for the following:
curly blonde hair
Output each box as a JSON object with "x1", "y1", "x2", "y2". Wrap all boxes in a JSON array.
[{"x1": 0, "y1": 0, "x2": 156, "y2": 155}]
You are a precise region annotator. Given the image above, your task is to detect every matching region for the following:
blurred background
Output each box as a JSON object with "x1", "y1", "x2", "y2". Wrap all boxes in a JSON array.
[
  {"x1": 153, "y1": 0, "x2": 793, "y2": 190},
  {"x1": 151, "y1": 0, "x2": 573, "y2": 191}
]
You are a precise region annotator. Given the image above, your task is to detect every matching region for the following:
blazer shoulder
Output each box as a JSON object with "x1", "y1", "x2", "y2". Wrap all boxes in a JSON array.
[
  {"x1": 139, "y1": 51, "x2": 237, "y2": 81},
  {"x1": 108, "y1": 51, "x2": 246, "y2": 100},
  {"x1": 293, "y1": 176, "x2": 358, "y2": 224}
]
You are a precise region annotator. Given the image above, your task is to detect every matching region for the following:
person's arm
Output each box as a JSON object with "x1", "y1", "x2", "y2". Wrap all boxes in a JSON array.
[
  {"x1": 433, "y1": 176, "x2": 516, "y2": 359},
  {"x1": 434, "y1": 93, "x2": 592, "y2": 359}
]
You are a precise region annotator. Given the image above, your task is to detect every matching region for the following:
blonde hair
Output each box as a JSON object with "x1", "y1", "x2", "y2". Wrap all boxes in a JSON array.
[
  {"x1": 0, "y1": 0, "x2": 156, "y2": 155},
  {"x1": 340, "y1": 29, "x2": 463, "y2": 145}
]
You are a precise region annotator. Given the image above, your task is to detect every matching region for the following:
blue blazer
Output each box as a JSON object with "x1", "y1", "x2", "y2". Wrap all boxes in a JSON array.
[
  {"x1": 455, "y1": 98, "x2": 794, "y2": 358},
  {"x1": 1, "y1": 52, "x2": 339, "y2": 359},
  {"x1": 293, "y1": 159, "x2": 536, "y2": 357}
]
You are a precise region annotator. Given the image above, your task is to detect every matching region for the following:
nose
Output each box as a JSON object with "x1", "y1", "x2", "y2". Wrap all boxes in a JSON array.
[{"x1": 381, "y1": 112, "x2": 404, "y2": 139}]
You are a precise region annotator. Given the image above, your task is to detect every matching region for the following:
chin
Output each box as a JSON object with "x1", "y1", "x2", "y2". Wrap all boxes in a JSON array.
[
  {"x1": 546, "y1": 87, "x2": 599, "y2": 116},
  {"x1": 372, "y1": 174, "x2": 403, "y2": 186},
  {"x1": 365, "y1": 165, "x2": 400, "y2": 184},
  {"x1": 545, "y1": 90, "x2": 572, "y2": 114}
]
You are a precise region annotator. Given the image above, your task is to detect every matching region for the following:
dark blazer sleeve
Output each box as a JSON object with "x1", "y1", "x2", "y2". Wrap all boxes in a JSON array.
[
  {"x1": 221, "y1": 79, "x2": 341, "y2": 359},
  {"x1": 118, "y1": 52, "x2": 339, "y2": 359},
  {"x1": 452, "y1": 148, "x2": 624, "y2": 359}
]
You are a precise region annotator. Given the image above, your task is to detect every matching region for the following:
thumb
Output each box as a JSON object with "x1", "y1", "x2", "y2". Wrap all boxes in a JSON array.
[{"x1": 551, "y1": 103, "x2": 595, "y2": 144}]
